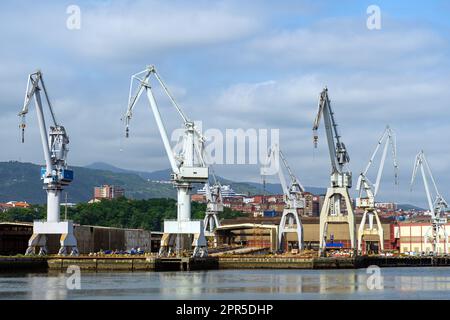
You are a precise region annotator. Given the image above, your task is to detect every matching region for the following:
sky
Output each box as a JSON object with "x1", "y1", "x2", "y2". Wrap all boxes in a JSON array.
[{"x1": 1, "y1": 0, "x2": 450, "y2": 208}]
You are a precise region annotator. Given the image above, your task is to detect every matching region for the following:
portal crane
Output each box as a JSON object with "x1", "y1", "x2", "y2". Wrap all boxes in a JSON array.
[
  {"x1": 203, "y1": 170, "x2": 223, "y2": 235},
  {"x1": 123, "y1": 66, "x2": 209, "y2": 257},
  {"x1": 411, "y1": 151, "x2": 448, "y2": 255},
  {"x1": 312, "y1": 87, "x2": 355, "y2": 256},
  {"x1": 19, "y1": 70, "x2": 78, "y2": 256},
  {"x1": 203, "y1": 170, "x2": 223, "y2": 247},
  {"x1": 356, "y1": 126, "x2": 398, "y2": 254},
  {"x1": 262, "y1": 144, "x2": 305, "y2": 251}
]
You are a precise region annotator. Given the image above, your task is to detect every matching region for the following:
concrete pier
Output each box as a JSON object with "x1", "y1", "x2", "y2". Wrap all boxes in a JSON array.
[
  {"x1": 219, "y1": 256, "x2": 450, "y2": 269},
  {"x1": 354, "y1": 255, "x2": 450, "y2": 268},
  {"x1": 3, "y1": 255, "x2": 450, "y2": 272},
  {"x1": 155, "y1": 257, "x2": 219, "y2": 271},
  {"x1": 30, "y1": 256, "x2": 218, "y2": 272},
  {"x1": 0, "y1": 256, "x2": 48, "y2": 272},
  {"x1": 219, "y1": 257, "x2": 314, "y2": 269},
  {"x1": 47, "y1": 256, "x2": 156, "y2": 271}
]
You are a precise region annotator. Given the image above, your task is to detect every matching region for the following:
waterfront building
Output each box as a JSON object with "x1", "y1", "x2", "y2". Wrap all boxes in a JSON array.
[{"x1": 395, "y1": 217, "x2": 450, "y2": 254}]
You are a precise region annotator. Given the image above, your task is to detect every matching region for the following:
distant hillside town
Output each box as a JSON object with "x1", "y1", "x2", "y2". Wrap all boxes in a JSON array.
[{"x1": 192, "y1": 184, "x2": 430, "y2": 221}]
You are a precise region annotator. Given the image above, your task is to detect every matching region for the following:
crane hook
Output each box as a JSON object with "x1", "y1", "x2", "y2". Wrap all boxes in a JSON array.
[
  {"x1": 313, "y1": 129, "x2": 318, "y2": 148},
  {"x1": 125, "y1": 126, "x2": 129, "y2": 138},
  {"x1": 20, "y1": 117, "x2": 26, "y2": 143}
]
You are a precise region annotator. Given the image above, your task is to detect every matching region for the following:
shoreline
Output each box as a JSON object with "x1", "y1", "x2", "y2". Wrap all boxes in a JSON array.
[{"x1": 2, "y1": 255, "x2": 450, "y2": 273}]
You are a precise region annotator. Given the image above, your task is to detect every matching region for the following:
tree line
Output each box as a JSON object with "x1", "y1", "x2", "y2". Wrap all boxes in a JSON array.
[{"x1": 0, "y1": 197, "x2": 244, "y2": 231}]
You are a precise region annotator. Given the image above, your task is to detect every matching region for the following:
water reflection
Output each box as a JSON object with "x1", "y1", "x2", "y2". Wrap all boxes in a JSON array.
[
  {"x1": 28, "y1": 273, "x2": 68, "y2": 300},
  {"x1": 1, "y1": 268, "x2": 450, "y2": 299}
]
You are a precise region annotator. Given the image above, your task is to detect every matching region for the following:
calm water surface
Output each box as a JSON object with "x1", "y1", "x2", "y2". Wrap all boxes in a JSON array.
[{"x1": 1, "y1": 267, "x2": 450, "y2": 299}]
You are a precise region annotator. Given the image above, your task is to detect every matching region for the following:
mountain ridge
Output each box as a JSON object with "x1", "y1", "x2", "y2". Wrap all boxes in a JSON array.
[
  {"x1": 85, "y1": 162, "x2": 327, "y2": 195},
  {"x1": 0, "y1": 161, "x2": 292, "y2": 204},
  {"x1": 0, "y1": 161, "x2": 425, "y2": 211}
]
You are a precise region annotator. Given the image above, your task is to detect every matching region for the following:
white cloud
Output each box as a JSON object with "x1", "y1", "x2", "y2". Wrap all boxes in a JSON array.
[
  {"x1": 243, "y1": 19, "x2": 447, "y2": 70},
  {"x1": 63, "y1": 1, "x2": 261, "y2": 60},
  {"x1": 0, "y1": 1, "x2": 262, "y2": 72}
]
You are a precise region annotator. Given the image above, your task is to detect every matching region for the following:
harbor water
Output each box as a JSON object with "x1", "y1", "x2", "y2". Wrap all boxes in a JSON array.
[{"x1": 1, "y1": 267, "x2": 450, "y2": 300}]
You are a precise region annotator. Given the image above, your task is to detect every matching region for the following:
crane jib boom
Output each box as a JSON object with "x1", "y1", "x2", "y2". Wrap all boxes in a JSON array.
[
  {"x1": 19, "y1": 71, "x2": 68, "y2": 177},
  {"x1": 123, "y1": 66, "x2": 208, "y2": 182},
  {"x1": 279, "y1": 150, "x2": 305, "y2": 193},
  {"x1": 313, "y1": 88, "x2": 349, "y2": 174},
  {"x1": 411, "y1": 151, "x2": 448, "y2": 216},
  {"x1": 312, "y1": 88, "x2": 351, "y2": 189},
  {"x1": 261, "y1": 145, "x2": 304, "y2": 207},
  {"x1": 19, "y1": 71, "x2": 58, "y2": 126},
  {"x1": 124, "y1": 67, "x2": 185, "y2": 175},
  {"x1": 357, "y1": 126, "x2": 398, "y2": 200},
  {"x1": 261, "y1": 145, "x2": 288, "y2": 197}
]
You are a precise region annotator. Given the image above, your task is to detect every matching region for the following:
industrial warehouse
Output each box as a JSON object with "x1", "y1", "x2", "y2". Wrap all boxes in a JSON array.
[{"x1": 0, "y1": 222, "x2": 162, "y2": 256}]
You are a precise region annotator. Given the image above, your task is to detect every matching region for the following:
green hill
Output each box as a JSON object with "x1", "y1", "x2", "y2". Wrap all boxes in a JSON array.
[
  {"x1": 0, "y1": 161, "x2": 176, "y2": 204},
  {"x1": 0, "y1": 161, "x2": 273, "y2": 204},
  {"x1": 0, "y1": 161, "x2": 324, "y2": 205}
]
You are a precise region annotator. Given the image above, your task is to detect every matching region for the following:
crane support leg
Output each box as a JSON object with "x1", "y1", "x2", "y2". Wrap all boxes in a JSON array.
[
  {"x1": 159, "y1": 234, "x2": 177, "y2": 257},
  {"x1": 26, "y1": 234, "x2": 48, "y2": 256},
  {"x1": 204, "y1": 213, "x2": 218, "y2": 234},
  {"x1": 445, "y1": 228, "x2": 449, "y2": 255},
  {"x1": 374, "y1": 212, "x2": 384, "y2": 253},
  {"x1": 59, "y1": 233, "x2": 79, "y2": 256},
  {"x1": 25, "y1": 221, "x2": 78, "y2": 256},
  {"x1": 192, "y1": 233, "x2": 208, "y2": 257},
  {"x1": 161, "y1": 220, "x2": 208, "y2": 257},
  {"x1": 278, "y1": 208, "x2": 303, "y2": 252},
  {"x1": 319, "y1": 221, "x2": 328, "y2": 257},
  {"x1": 357, "y1": 211, "x2": 384, "y2": 254},
  {"x1": 318, "y1": 187, "x2": 355, "y2": 257},
  {"x1": 357, "y1": 212, "x2": 367, "y2": 254},
  {"x1": 204, "y1": 213, "x2": 219, "y2": 247},
  {"x1": 424, "y1": 224, "x2": 449, "y2": 255},
  {"x1": 159, "y1": 183, "x2": 209, "y2": 257}
]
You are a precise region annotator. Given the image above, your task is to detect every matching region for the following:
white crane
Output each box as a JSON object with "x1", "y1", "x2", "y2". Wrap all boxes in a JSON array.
[
  {"x1": 411, "y1": 150, "x2": 448, "y2": 255},
  {"x1": 356, "y1": 126, "x2": 398, "y2": 254},
  {"x1": 123, "y1": 66, "x2": 209, "y2": 257},
  {"x1": 19, "y1": 70, "x2": 78, "y2": 256},
  {"x1": 203, "y1": 171, "x2": 223, "y2": 235},
  {"x1": 261, "y1": 144, "x2": 305, "y2": 251},
  {"x1": 312, "y1": 87, "x2": 355, "y2": 256},
  {"x1": 203, "y1": 170, "x2": 223, "y2": 247}
]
